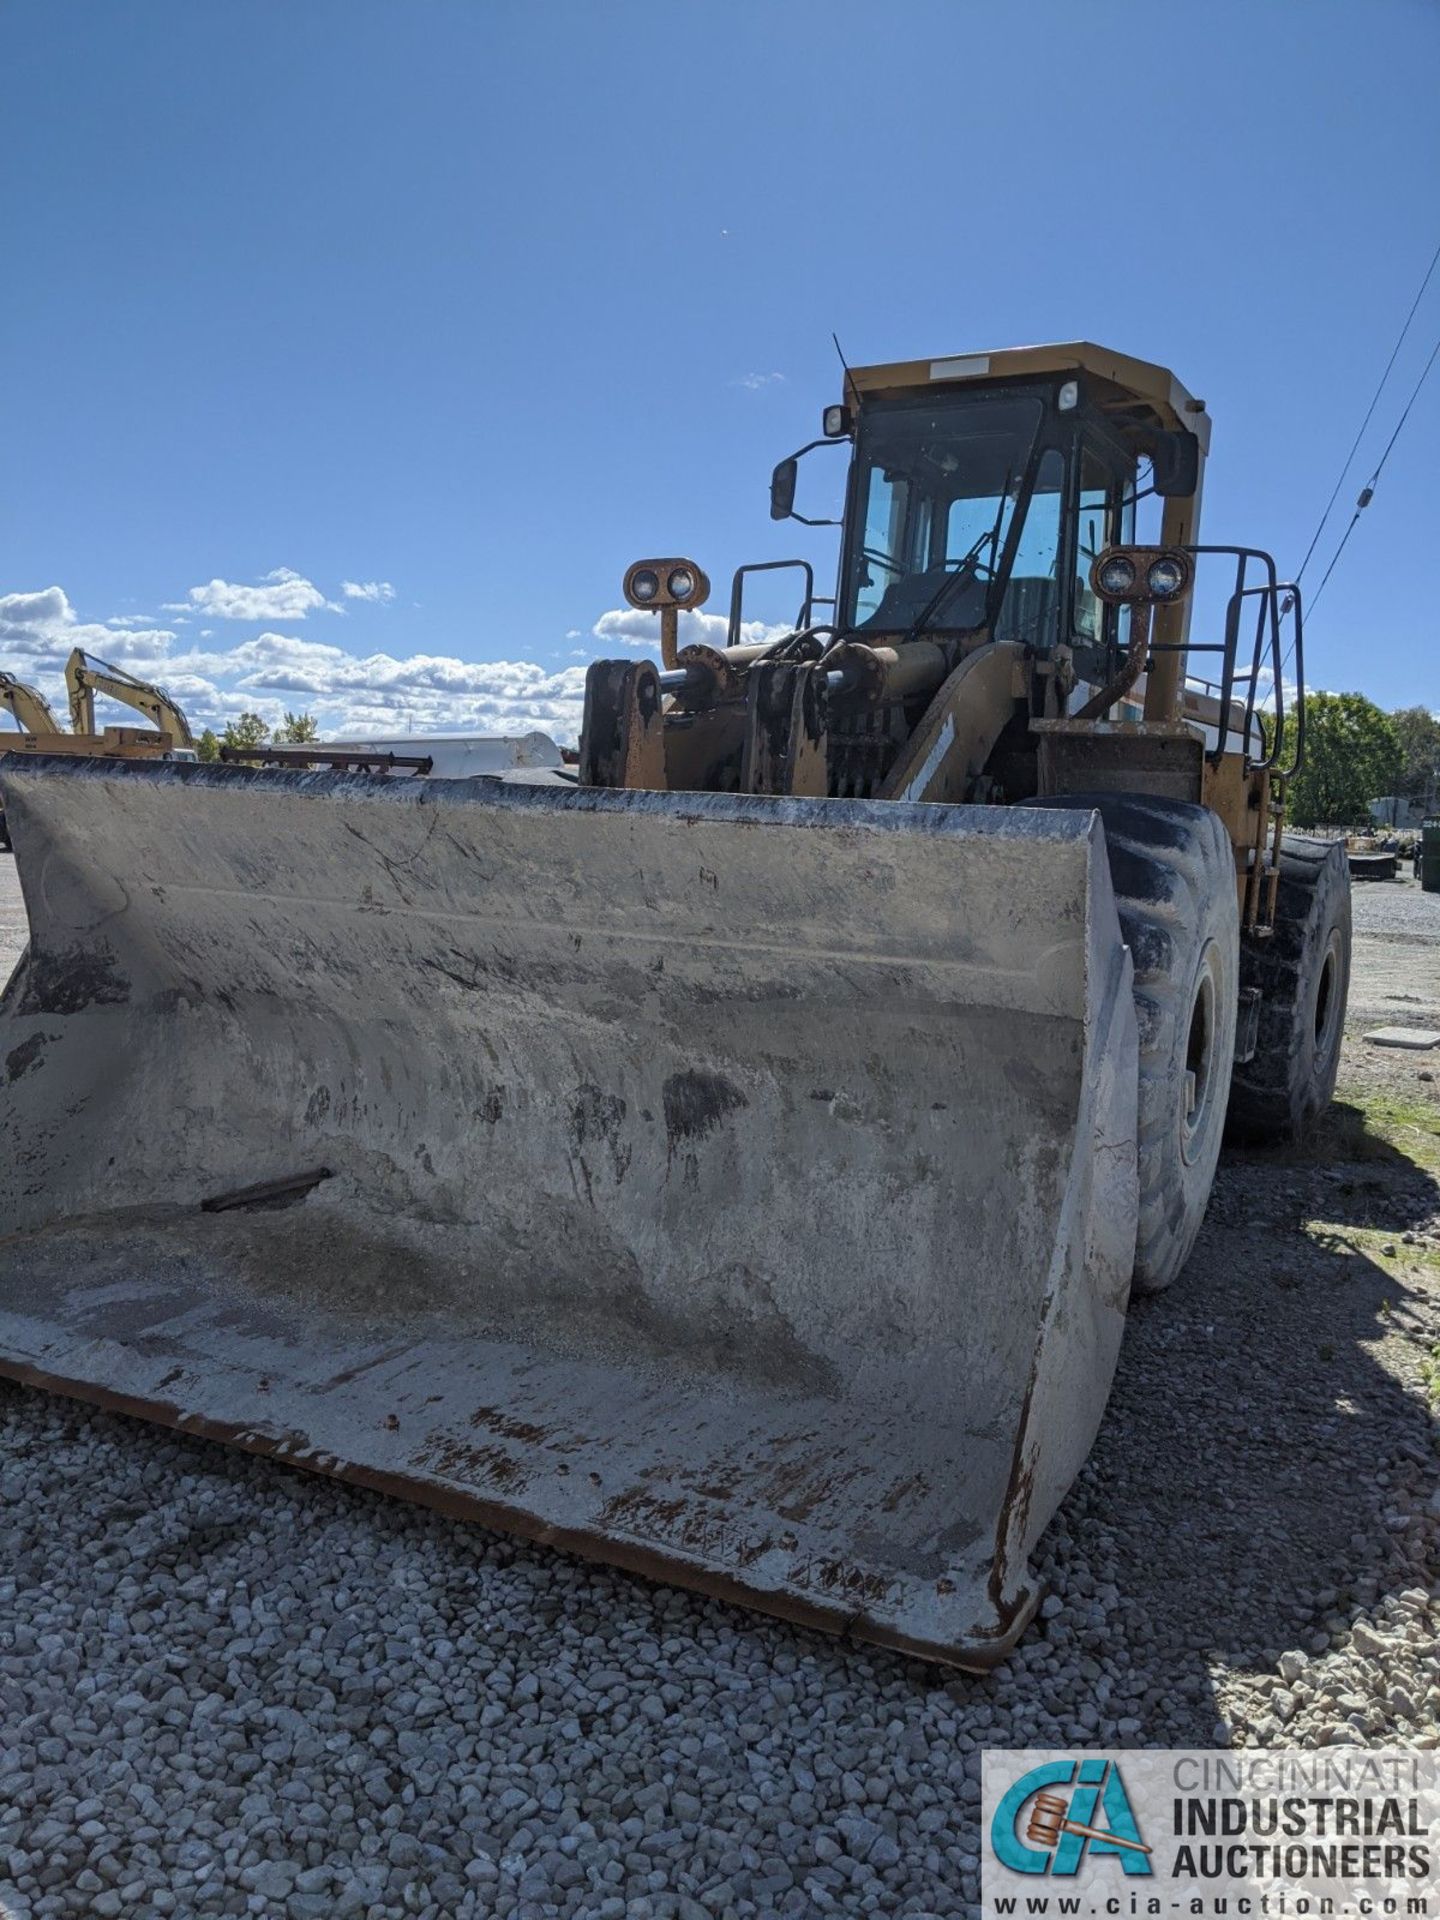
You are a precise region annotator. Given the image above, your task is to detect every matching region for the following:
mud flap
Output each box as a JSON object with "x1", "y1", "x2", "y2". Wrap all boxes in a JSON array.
[{"x1": 0, "y1": 759, "x2": 1137, "y2": 1667}]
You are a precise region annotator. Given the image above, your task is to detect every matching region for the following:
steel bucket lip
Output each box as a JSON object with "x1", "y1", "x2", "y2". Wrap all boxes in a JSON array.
[{"x1": 0, "y1": 1259, "x2": 1052, "y2": 1666}]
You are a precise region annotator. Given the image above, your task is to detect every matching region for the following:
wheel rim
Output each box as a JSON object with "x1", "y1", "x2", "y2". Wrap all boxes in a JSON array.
[
  {"x1": 1181, "y1": 940, "x2": 1222, "y2": 1167},
  {"x1": 1313, "y1": 926, "x2": 1344, "y2": 1072}
]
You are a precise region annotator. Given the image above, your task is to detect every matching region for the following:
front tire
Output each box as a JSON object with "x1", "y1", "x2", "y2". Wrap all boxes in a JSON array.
[{"x1": 1030, "y1": 795, "x2": 1239, "y2": 1294}]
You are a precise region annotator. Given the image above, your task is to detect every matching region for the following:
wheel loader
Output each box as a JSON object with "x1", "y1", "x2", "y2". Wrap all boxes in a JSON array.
[{"x1": 0, "y1": 342, "x2": 1351, "y2": 1668}]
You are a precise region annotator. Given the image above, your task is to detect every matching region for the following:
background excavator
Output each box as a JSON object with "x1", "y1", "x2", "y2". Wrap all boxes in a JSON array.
[
  {"x1": 0, "y1": 651, "x2": 195, "y2": 848},
  {"x1": 0, "y1": 673, "x2": 64, "y2": 850},
  {"x1": 63, "y1": 647, "x2": 197, "y2": 752},
  {"x1": 0, "y1": 342, "x2": 1352, "y2": 1667}
]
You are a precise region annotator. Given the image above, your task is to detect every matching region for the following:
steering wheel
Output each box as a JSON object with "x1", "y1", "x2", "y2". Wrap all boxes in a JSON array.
[{"x1": 860, "y1": 546, "x2": 907, "y2": 579}]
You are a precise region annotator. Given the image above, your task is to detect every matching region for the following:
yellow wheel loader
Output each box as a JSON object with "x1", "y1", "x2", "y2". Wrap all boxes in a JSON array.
[{"x1": 0, "y1": 343, "x2": 1350, "y2": 1668}]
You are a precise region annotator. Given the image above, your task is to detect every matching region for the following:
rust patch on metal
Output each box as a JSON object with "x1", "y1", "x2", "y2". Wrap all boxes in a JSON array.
[
  {"x1": 417, "y1": 1436, "x2": 528, "y2": 1494},
  {"x1": 468, "y1": 1405, "x2": 553, "y2": 1446},
  {"x1": 793, "y1": 1558, "x2": 895, "y2": 1604},
  {"x1": 598, "y1": 1486, "x2": 771, "y2": 1571}
]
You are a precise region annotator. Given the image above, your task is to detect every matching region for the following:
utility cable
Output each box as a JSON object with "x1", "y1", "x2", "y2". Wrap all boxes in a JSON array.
[
  {"x1": 1304, "y1": 327, "x2": 1440, "y2": 620},
  {"x1": 1269, "y1": 274, "x2": 1440, "y2": 705},
  {"x1": 1292, "y1": 235, "x2": 1440, "y2": 588}
]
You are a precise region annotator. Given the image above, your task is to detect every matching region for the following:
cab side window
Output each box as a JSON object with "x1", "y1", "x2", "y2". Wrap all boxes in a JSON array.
[{"x1": 1074, "y1": 443, "x2": 1134, "y2": 650}]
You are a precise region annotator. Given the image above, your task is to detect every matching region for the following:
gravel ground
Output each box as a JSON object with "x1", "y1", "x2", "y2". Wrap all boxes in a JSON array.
[
  {"x1": 1, "y1": 852, "x2": 1438, "y2": 1919},
  {"x1": 1348, "y1": 872, "x2": 1440, "y2": 1027}
]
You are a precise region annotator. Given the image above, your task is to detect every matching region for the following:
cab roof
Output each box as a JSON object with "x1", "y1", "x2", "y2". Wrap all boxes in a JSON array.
[{"x1": 846, "y1": 341, "x2": 1212, "y2": 453}]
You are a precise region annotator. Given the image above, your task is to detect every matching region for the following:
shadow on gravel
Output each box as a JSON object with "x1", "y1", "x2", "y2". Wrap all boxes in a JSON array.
[{"x1": 980, "y1": 1102, "x2": 1440, "y2": 1747}]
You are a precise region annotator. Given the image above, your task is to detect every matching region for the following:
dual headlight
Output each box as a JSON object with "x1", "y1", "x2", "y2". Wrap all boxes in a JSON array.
[
  {"x1": 1091, "y1": 546, "x2": 1193, "y2": 605},
  {"x1": 623, "y1": 558, "x2": 709, "y2": 611}
]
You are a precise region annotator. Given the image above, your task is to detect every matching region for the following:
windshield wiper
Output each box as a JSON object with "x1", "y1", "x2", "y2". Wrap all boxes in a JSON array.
[{"x1": 902, "y1": 475, "x2": 1013, "y2": 644}]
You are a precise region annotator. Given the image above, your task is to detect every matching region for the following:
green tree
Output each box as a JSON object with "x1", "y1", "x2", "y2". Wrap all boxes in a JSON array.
[
  {"x1": 196, "y1": 728, "x2": 221, "y2": 763},
  {"x1": 1390, "y1": 705, "x2": 1440, "y2": 809},
  {"x1": 1280, "y1": 691, "x2": 1401, "y2": 829},
  {"x1": 276, "y1": 710, "x2": 319, "y2": 744},
  {"x1": 220, "y1": 712, "x2": 271, "y2": 750}
]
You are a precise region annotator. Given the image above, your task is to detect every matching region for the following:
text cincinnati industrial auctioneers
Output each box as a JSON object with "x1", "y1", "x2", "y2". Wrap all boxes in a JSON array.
[
  {"x1": 1166, "y1": 1756, "x2": 1431, "y2": 1884},
  {"x1": 981, "y1": 1752, "x2": 1440, "y2": 1915}
]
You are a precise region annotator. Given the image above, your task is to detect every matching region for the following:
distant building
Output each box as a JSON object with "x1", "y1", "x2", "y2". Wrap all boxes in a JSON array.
[
  {"x1": 1368, "y1": 793, "x2": 1433, "y2": 828},
  {"x1": 323, "y1": 731, "x2": 563, "y2": 779}
]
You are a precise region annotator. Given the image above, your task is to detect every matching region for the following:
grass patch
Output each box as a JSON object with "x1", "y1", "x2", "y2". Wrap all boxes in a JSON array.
[
  {"x1": 1310, "y1": 1088, "x2": 1440, "y2": 1175},
  {"x1": 1302, "y1": 1221, "x2": 1440, "y2": 1271}
]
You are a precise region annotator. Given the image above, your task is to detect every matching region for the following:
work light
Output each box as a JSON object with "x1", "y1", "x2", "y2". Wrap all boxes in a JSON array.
[
  {"x1": 1096, "y1": 554, "x2": 1137, "y2": 598},
  {"x1": 1146, "y1": 555, "x2": 1189, "y2": 599},
  {"x1": 1091, "y1": 546, "x2": 1193, "y2": 605},
  {"x1": 622, "y1": 559, "x2": 710, "y2": 614}
]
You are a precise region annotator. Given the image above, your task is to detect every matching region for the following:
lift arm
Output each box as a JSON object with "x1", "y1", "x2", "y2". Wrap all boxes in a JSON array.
[
  {"x1": 0, "y1": 672, "x2": 64, "y2": 736},
  {"x1": 65, "y1": 649, "x2": 195, "y2": 749}
]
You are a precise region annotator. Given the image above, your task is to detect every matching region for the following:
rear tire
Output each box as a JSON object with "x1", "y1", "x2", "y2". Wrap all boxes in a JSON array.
[
  {"x1": 1225, "y1": 836, "x2": 1351, "y2": 1145},
  {"x1": 1029, "y1": 794, "x2": 1239, "y2": 1294}
]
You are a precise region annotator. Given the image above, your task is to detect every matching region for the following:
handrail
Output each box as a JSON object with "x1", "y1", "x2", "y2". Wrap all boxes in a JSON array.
[{"x1": 726, "y1": 560, "x2": 815, "y2": 650}]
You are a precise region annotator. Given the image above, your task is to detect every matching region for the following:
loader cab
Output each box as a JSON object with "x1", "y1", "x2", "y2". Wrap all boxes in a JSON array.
[{"x1": 835, "y1": 374, "x2": 1142, "y2": 682}]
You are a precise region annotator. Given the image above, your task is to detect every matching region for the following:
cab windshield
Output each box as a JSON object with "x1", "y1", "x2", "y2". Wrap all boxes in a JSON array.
[{"x1": 841, "y1": 392, "x2": 1059, "y2": 640}]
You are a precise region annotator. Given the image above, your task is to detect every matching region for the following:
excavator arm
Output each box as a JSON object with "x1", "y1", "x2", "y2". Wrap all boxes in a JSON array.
[
  {"x1": 0, "y1": 672, "x2": 63, "y2": 737},
  {"x1": 65, "y1": 648, "x2": 195, "y2": 749}
]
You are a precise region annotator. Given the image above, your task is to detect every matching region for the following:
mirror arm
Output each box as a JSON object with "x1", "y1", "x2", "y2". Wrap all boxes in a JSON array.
[{"x1": 771, "y1": 437, "x2": 850, "y2": 521}]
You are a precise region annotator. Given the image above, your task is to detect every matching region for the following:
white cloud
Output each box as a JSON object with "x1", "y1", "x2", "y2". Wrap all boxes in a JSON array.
[
  {"x1": 164, "y1": 567, "x2": 342, "y2": 622},
  {"x1": 592, "y1": 607, "x2": 790, "y2": 653},
  {"x1": 734, "y1": 371, "x2": 786, "y2": 391},
  {"x1": 0, "y1": 585, "x2": 592, "y2": 744},
  {"x1": 0, "y1": 585, "x2": 177, "y2": 673},
  {"x1": 341, "y1": 580, "x2": 395, "y2": 603}
]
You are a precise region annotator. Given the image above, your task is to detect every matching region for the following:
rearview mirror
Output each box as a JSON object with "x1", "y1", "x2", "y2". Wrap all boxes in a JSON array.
[
  {"x1": 769, "y1": 457, "x2": 798, "y2": 521},
  {"x1": 1149, "y1": 428, "x2": 1200, "y2": 498}
]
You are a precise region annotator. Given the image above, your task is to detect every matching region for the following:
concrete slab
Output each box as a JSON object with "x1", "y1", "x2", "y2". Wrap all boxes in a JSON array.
[{"x1": 1363, "y1": 1026, "x2": 1440, "y2": 1050}]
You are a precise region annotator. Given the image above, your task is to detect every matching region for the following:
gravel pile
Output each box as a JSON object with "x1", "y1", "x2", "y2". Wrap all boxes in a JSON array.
[{"x1": 1224, "y1": 1583, "x2": 1440, "y2": 1749}]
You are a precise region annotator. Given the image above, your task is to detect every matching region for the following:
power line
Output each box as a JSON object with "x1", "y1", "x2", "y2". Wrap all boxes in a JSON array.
[
  {"x1": 1268, "y1": 242, "x2": 1440, "y2": 700},
  {"x1": 1306, "y1": 327, "x2": 1440, "y2": 619},
  {"x1": 1292, "y1": 235, "x2": 1440, "y2": 588}
]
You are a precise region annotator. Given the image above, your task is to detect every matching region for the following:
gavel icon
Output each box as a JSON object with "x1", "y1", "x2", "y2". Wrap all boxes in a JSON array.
[{"x1": 1026, "y1": 1791, "x2": 1152, "y2": 1856}]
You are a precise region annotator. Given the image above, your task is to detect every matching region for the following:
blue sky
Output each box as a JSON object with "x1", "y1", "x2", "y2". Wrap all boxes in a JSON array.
[{"x1": 4, "y1": 0, "x2": 1438, "y2": 741}]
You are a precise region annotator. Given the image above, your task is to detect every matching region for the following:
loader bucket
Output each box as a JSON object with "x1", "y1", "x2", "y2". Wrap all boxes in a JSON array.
[{"x1": 0, "y1": 758, "x2": 1137, "y2": 1667}]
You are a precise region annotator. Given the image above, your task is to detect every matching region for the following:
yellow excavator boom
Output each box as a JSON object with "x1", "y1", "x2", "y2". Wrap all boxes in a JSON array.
[
  {"x1": 0, "y1": 672, "x2": 63, "y2": 737},
  {"x1": 64, "y1": 648, "x2": 195, "y2": 750}
]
